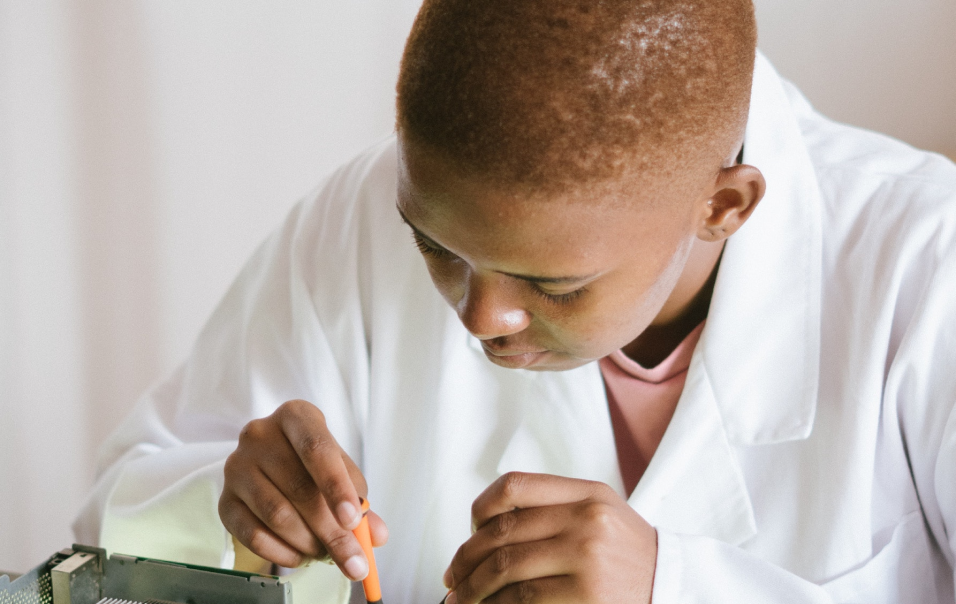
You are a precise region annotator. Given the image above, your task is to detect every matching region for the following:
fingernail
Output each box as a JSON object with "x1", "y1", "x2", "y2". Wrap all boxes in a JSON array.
[
  {"x1": 442, "y1": 568, "x2": 452, "y2": 588},
  {"x1": 445, "y1": 591, "x2": 457, "y2": 604},
  {"x1": 343, "y1": 554, "x2": 368, "y2": 581},
  {"x1": 337, "y1": 500, "x2": 360, "y2": 529}
]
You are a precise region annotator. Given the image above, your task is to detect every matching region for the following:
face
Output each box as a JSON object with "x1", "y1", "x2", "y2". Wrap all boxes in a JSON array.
[{"x1": 396, "y1": 137, "x2": 720, "y2": 371}]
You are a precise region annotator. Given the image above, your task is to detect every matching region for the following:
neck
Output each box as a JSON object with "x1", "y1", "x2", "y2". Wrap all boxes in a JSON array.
[{"x1": 622, "y1": 238, "x2": 723, "y2": 367}]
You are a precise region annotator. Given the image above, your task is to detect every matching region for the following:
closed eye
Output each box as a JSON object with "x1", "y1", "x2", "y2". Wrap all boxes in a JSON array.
[
  {"x1": 531, "y1": 284, "x2": 587, "y2": 305},
  {"x1": 401, "y1": 208, "x2": 592, "y2": 305},
  {"x1": 411, "y1": 230, "x2": 452, "y2": 259}
]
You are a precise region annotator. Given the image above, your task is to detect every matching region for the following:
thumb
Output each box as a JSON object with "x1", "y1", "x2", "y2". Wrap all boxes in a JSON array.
[{"x1": 367, "y1": 510, "x2": 389, "y2": 547}]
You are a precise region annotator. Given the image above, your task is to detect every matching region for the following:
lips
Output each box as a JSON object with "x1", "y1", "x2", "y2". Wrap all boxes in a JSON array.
[
  {"x1": 480, "y1": 342, "x2": 547, "y2": 357},
  {"x1": 480, "y1": 342, "x2": 548, "y2": 368},
  {"x1": 484, "y1": 348, "x2": 547, "y2": 357}
]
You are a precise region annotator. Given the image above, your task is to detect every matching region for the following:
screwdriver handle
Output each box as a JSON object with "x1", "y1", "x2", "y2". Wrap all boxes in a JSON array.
[{"x1": 352, "y1": 498, "x2": 383, "y2": 604}]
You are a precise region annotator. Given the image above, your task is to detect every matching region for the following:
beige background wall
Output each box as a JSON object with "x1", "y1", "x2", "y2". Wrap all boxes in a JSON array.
[
  {"x1": 1, "y1": 0, "x2": 954, "y2": 572},
  {"x1": 755, "y1": 0, "x2": 956, "y2": 159}
]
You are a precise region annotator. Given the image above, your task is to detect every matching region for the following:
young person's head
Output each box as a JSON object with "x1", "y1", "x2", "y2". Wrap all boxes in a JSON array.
[{"x1": 395, "y1": 0, "x2": 765, "y2": 371}]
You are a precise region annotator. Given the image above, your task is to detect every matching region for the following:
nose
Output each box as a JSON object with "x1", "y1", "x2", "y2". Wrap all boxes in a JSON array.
[{"x1": 456, "y1": 271, "x2": 531, "y2": 340}]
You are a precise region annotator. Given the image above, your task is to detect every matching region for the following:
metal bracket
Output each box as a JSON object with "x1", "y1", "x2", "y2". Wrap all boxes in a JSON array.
[{"x1": 51, "y1": 552, "x2": 101, "y2": 604}]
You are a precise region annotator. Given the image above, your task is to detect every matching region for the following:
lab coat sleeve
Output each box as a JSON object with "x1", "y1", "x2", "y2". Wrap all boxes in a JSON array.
[
  {"x1": 890, "y1": 216, "x2": 956, "y2": 594},
  {"x1": 73, "y1": 145, "x2": 389, "y2": 603}
]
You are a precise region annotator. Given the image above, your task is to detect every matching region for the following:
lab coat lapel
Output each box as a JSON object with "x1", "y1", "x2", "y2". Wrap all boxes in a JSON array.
[{"x1": 629, "y1": 347, "x2": 757, "y2": 546}]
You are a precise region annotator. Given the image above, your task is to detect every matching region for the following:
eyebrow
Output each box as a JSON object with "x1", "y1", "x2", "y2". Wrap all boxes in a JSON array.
[{"x1": 397, "y1": 206, "x2": 597, "y2": 285}]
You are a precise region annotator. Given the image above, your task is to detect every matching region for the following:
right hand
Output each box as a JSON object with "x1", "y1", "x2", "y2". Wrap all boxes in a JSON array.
[{"x1": 219, "y1": 399, "x2": 388, "y2": 580}]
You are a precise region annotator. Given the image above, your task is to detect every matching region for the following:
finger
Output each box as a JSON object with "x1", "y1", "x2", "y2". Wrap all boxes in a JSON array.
[
  {"x1": 276, "y1": 400, "x2": 364, "y2": 530},
  {"x1": 483, "y1": 576, "x2": 577, "y2": 604},
  {"x1": 445, "y1": 505, "x2": 569, "y2": 589},
  {"x1": 256, "y1": 436, "x2": 323, "y2": 507},
  {"x1": 219, "y1": 494, "x2": 306, "y2": 568},
  {"x1": 367, "y1": 510, "x2": 390, "y2": 547},
  {"x1": 245, "y1": 480, "x2": 370, "y2": 582},
  {"x1": 452, "y1": 538, "x2": 573, "y2": 604},
  {"x1": 472, "y1": 473, "x2": 610, "y2": 531},
  {"x1": 252, "y1": 411, "x2": 377, "y2": 571},
  {"x1": 230, "y1": 466, "x2": 325, "y2": 559},
  {"x1": 319, "y1": 512, "x2": 371, "y2": 581},
  {"x1": 254, "y1": 436, "x2": 341, "y2": 546},
  {"x1": 269, "y1": 402, "x2": 370, "y2": 580},
  {"x1": 255, "y1": 474, "x2": 369, "y2": 581},
  {"x1": 342, "y1": 450, "x2": 370, "y2": 497}
]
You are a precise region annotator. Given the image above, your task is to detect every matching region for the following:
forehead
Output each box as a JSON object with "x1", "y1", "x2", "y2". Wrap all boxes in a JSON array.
[{"x1": 396, "y1": 139, "x2": 692, "y2": 271}]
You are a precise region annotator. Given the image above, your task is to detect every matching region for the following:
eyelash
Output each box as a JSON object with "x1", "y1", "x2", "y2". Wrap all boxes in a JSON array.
[
  {"x1": 410, "y1": 231, "x2": 586, "y2": 305},
  {"x1": 533, "y1": 286, "x2": 586, "y2": 305},
  {"x1": 411, "y1": 232, "x2": 450, "y2": 258}
]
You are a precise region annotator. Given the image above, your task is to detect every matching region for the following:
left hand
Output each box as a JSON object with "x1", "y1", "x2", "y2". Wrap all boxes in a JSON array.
[{"x1": 443, "y1": 472, "x2": 657, "y2": 604}]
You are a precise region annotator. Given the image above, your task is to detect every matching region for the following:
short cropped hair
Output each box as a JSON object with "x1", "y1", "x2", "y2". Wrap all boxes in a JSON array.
[{"x1": 396, "y1": 0, "x2": 757, "y2": 191}]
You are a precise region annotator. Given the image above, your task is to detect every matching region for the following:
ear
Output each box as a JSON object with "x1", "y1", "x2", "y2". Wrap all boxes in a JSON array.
[{"x1": 697, "y1": 164, "x2": 766, "y2": 242}]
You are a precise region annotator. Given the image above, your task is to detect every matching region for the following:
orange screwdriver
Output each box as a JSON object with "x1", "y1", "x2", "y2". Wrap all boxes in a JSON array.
[{"x1": 352, "y1": 498, "x2": 383, "y2": 604}]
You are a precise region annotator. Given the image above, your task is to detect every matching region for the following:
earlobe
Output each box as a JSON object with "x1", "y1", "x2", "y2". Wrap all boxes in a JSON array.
[
  {"x1": 699, "y1": 164, "x2": 766, "y2": 242},
  {"x1": 701, "y1": 224, "x2": 728, "y2": 242}
]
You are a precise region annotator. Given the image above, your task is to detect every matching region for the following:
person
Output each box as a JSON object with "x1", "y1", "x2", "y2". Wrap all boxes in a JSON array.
[{"x1": 75, "y1": 0, "x2": 956, "y2": 602}]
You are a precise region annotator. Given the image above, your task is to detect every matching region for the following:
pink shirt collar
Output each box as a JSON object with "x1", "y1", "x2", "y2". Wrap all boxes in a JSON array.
[{"x1": 605, "y1": 321, "x2": 706, "y2": 384}]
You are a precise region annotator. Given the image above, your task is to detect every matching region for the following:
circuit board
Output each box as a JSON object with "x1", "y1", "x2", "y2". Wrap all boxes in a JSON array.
[{"x1": 0, "y1": 546, "x2": 292, "y2": 604}]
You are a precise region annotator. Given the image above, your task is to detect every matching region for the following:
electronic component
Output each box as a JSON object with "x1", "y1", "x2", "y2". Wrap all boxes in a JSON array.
[{"x1": 0, "y1": 545, "x2": 291, "y2": 604}]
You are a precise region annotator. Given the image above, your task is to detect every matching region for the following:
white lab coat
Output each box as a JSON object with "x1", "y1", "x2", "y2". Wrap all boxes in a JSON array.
[{"x1": 75, "y1": 53, "x2": 956, "y2": 604}]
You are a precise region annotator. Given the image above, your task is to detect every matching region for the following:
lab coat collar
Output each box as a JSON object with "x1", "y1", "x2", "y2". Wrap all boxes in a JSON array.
[
  {"x1": 491, "y1": 52, "x2": 821, "y2": 546},
  {"x1": 629, "y1": 350, "x2": 758, "y2": 545},
  {"x1": 704, "y1": 52, "x2": 824, "y2": 446}
]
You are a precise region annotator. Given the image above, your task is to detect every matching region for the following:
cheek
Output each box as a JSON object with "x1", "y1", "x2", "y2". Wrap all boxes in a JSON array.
[
  {"x1": 542, "y1": 260, "x2": 686, "y2": 358},
  {"x1": 553, "y1": 297, "x2": 653, "y2": 356},
  {"x1": 528, "y1": 292, "x2": 641, "y2": 359}
]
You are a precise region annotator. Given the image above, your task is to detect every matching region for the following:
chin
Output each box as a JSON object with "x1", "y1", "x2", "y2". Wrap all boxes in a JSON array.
[{"x1": 527, "y1": 358, "x2": 593, "y2": 372}]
